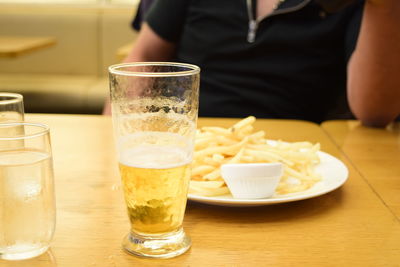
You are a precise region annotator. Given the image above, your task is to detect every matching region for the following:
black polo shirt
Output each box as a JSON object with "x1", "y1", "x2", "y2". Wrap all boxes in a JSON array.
[{"x1": 145, "y1": 0, "x2": 363, "y2": 123}]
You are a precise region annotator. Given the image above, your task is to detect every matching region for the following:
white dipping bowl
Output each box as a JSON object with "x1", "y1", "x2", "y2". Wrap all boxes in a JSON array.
[{"x1": 221, "y1": 163, "x2": 283, "y2": 199}]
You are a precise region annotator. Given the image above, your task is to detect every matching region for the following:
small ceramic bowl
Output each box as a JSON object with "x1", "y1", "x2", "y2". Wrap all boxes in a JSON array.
[{"x1": 221, "y1": 163, "x2": 283, "y2": 199}]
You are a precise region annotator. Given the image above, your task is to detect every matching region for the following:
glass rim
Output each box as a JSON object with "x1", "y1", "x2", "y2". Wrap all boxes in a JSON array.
[
  {"x1": 0, "y1": 122, "x2": 50, "y2": 141},
  {"x1": 0, "y1": 92, "x2": 23, "y2": 105},
  {"x1": 108, "y1": 62, "x2": 200, "y2": 77}
]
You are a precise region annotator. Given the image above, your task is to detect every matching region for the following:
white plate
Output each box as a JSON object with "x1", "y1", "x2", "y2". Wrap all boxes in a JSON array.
[{"x1": 188, "y1": 151, "x2": 348, "y2": 207}]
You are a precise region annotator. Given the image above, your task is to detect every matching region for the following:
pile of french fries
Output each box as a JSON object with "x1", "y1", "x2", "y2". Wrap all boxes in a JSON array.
[{"x1": 189, "y1": 116, "x2": 322, "y2": 197}]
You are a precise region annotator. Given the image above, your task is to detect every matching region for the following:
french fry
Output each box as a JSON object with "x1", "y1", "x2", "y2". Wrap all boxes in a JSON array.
[
  {"x1": 202, "y1": 156, "x2": 223, "y2": 167},
  {"x1": 201, "y1": 127, "x2": 232, "y2": 136},
  {"x1": 189, "y1": 116, "x2": 322, "y2": 197},
  {"x1": 191, "y1": 165, "x2": 215, "y2": 177},
  {"x1": 230, "y1": 116, "x2": 255, "y2": 133},
  {"x1": 212, "y1": 154, "x2": 224, "y2": 162},
  {"x1": 194, "y1": 137, "x2": 248, "y2": 159},
  {"x1": 203, "y1": 168, "x2": 221, "y2": 181},
  {"x1": 189, "y1": 180, "x2": 230, "y2": 196}
]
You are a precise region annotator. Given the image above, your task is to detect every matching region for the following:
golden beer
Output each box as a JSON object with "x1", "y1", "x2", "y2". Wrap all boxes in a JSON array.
[{"x1": 119, "y1": 143, "x2": 191, "y2": 235}]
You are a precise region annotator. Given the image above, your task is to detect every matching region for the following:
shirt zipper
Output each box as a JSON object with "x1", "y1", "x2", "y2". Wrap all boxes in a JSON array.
[
  {"x1": 246, "y1": 0, "x2": 312, "y2": 43},
  {"x1": 246, "y1": 0, "x2": 257, "y2": 43}
]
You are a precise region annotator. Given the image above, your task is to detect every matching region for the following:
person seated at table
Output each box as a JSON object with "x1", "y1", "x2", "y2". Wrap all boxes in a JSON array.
[
  {"x1": 104, "y1": 0, "x2": 400, "y2": 128},
  {"x1": 131, "y1": 0, "x2": 154, "y2": 31}
]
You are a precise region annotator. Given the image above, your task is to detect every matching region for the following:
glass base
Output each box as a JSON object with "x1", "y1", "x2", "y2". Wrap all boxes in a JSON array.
[
  {"x1": 0, "y1": 244, "x2": 49, "y2": 261},
  {"x1": 122, "y1": 228, "x2": 191, "y2": 259}
]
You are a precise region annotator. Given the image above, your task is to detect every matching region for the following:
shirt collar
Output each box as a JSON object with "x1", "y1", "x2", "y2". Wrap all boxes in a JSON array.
[{"x1": 275, "y1": 0, "x2": 312, "y2": 14}]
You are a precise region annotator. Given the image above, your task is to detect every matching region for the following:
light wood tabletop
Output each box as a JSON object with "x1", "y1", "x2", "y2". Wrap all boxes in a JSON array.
[
  {"x1": 0, "y1": 36, "x2": 56, "y2": 58},
  {"x1": 1, "y1": 114, "x2": 399, "y2": 266},
  {"x1": 322, "y1": 120, "x2": 400, "y2": 220}
]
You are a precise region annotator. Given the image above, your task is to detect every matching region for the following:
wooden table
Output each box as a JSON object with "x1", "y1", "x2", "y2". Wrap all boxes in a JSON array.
[
  {"x1": 1, "y1": 115, "x2": 399, "y2": 266},
  {"x1": 322, "y1": 120, "x2": 400, "y2": 220},
  {"x1": 0, "y1": 36, "x2": 56, "y2": 58}
]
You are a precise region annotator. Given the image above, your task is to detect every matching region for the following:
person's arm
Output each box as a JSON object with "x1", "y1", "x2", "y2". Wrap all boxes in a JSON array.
[
  {"x1": 102, "y1": 23, "x2": 176, "y2": 115},
  {"x1": 347, "y1": 0, "x2": 400, "y2": 127},
  {"x1": 124, "y1": 23, "x2": 176, "y2": 63}
]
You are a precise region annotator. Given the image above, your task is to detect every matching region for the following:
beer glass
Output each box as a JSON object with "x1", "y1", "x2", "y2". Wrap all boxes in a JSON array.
[
  {"x1": 0, "y1": 122, "x2": 56, "y2": 261},
  {"x1": 0, "y1": 92, "x2": 24, "y2": 122},
  {"x1": 109, "y1": 62, "x2": 200, "y2": 258}
]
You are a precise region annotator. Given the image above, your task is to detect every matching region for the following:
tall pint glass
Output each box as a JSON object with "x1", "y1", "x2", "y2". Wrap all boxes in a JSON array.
[
  {"x1": 0, "y1": 122, "x2": 56, "y2": 260},
  {"x1": 109, "y1": 62, "x2": 200, "y2": 258}
]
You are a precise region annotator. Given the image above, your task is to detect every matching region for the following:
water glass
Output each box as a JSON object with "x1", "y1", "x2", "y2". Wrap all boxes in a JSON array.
[
  {"x1": 0, "y1": 122, "x2": 56, "y2": 261},
  {"x1": 0, "y1": 92, "x2": 24, "y2": 122},
  {"x1": 109, "y1": 62, "x2": 200, "y2": 258}
]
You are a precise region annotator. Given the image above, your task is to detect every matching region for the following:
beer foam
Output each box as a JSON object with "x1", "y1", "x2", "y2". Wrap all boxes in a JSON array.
[
  {"x1": 118, "y1": 131, "x2": 192, "y2": 149},
  {"x1": 119, "y1": 145, "x2": 191, "y2": 169}
]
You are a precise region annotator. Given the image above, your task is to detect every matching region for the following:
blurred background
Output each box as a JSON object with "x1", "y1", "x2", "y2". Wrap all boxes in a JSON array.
[{"x1": 0, "y1": 0, "x2": 139, "y2": 114}]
